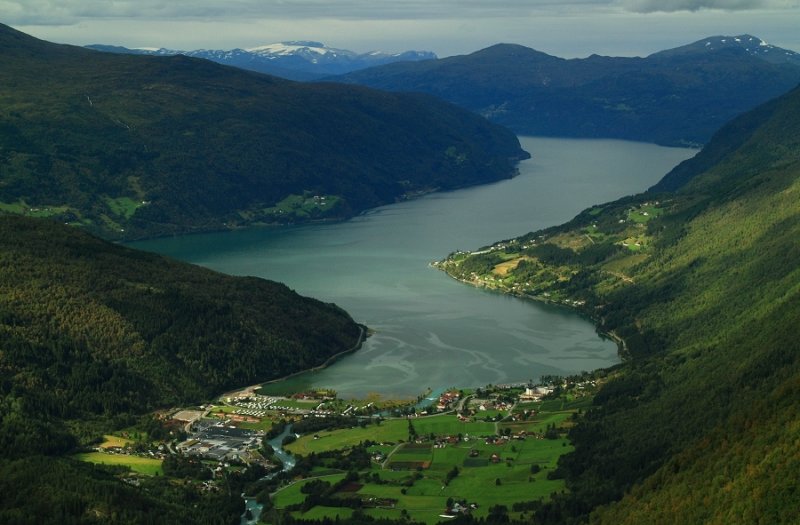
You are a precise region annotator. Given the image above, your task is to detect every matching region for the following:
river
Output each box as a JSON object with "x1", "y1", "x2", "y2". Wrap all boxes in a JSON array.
[{"x1": 132, "y1": 137, "x2": 695, "y2": 399}]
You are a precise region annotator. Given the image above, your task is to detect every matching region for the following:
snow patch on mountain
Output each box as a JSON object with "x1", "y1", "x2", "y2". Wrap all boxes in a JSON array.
[{"x1": 87, "y1": 41, "x2": 436, "y2": 80}]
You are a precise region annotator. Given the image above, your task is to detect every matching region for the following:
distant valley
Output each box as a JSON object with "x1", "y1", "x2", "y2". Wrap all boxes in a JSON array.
[{"x1": 335, "y1": 35, "x2": 800, "y2": 146}]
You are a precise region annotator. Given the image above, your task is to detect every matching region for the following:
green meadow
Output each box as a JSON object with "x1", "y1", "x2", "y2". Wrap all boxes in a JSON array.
[
  {"x1": 274, "y1": 433, "x2": 570, "y2": 524},
  {"x1": 274, "y1": 407, "x2": 580, "y2": 524},
  {"x1": 75, "y1": 452, "x2": 163, "y2": 476}
]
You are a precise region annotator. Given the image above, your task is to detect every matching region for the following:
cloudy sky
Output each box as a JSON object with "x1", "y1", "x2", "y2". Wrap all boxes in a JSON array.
[{"x1": 8, "y1": 0, "x2": 800, "y2": 57}]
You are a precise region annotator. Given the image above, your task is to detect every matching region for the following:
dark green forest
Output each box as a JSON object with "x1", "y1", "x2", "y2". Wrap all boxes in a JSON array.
[
  {"x1": 0, "y1": 216, "x2": 362, "y2": 452},
  {"x1": 441, "y1": 84, "x2": 800, "y2": 523},
  {"x1": 0, "y1": 23, "x2": 526, "y2": 240}
]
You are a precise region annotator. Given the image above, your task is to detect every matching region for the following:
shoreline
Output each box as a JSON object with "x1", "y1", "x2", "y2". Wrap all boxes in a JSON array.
[
  {"x1": 120, "y1": 154, "x2": 528, "y2": 244},
  {"x1": 436, "y1": 267, "x2": 628, "y2": 360},
  {"x1": 219, "y1": 324, "x2": 368, "y2": 400}
]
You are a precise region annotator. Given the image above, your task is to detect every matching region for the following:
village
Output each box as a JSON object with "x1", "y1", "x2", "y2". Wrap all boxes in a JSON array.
[{"x1": 76, "y1": 373, "x2": 604, "y2": 523}]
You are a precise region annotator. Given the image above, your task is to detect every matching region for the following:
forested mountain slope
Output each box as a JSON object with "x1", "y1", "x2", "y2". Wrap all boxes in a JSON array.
[
  {"x1": 438, "y1": 84, "x2": 800, "y2": 523},
  {"x1": 0, "y1": 214, "x2": 366, "y2": 522},
  {"x1": 0, "y1": 24, "x2": 526, "y2": 240},
  {"x1": 335, "y1": 35, "x2": 800, "y2": 146},
  {"x1": 0, "y1": 216, "x2": 362, "y2": 457}
]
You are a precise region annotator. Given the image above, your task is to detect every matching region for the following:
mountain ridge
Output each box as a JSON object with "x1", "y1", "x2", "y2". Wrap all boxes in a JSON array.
[
  {"x1": 0, "y1": 23, "x2": 526, "y2": 240},
  {"x1": 334, "y1": 35, "x2": 800, "y2": 146},
  {"x1": 85, "y1": 40, "x2": 437, "y2": 81}
]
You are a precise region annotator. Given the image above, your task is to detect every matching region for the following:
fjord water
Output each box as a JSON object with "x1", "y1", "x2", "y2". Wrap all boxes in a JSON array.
[{"x1": 133, "y1": 137, "x2": 694, "y2": 399}]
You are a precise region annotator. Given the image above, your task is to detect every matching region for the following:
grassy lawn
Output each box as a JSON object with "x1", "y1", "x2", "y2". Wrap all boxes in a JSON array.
[
  {"x1": 209, "y1": 405, "x2": 239, "y2": 414},
  {"x1": 75, "y1": 452, "x2": 163, "y2": 476}
]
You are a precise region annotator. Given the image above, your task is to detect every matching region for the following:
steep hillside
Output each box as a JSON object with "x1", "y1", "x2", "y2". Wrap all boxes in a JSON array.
[
  {"x1": 335, "y1": 36, "x2": 800, "y2": 146},
  {"x1": 437, "y1": 85, "x2": 800, "y2": 522},
  {"x1": 0, "y1": 24, "x2": 526, "y2": 240},
  {"x1": 0, "y1": 215, "x2": 362, "y2": 457}
]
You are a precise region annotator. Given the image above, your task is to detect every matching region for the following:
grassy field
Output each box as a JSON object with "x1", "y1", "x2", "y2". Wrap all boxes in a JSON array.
[
  {"x1": 0, "y1": 200, "x2": 72, "y2": 218},
  {"x1": 285, "y1": 419, "x2": 408, "y2": 455},
  {"x1": 414, "y1": 415, "x2": 497, "y2": 438},
  {"x1": 272, "y1": 392, "x2": 591, "y2": 523},
  {"x1": 75, "y1": 452, "x2": 163, "y2": 476},
  {"x1": 274, "y1": 434, "x2": 570, "y2": 524},
  {"x1": 500, "y1": 412, "x2": 573, "y2": 435},
  {"x1": 274, "y1": 413, "x2": 573, "y2": 523},
  {"x1": 103, "y1": 196, "x2": 144, "y2": 219},
  {"x1": 627, "y1": 204, "x2": 662, "y2": 223},
  {"x1": 285, "y1": 414, "x2": 502, "y2": 456},
  {"x1": 98, "y1": 435, "x2": 134, "y2": 449},
  {"x1": 257, "y1": 193, "x2": 343, "y2": 222},
  {"x1": 235, "y1": 419, "x2": 275, "y2": 432},
  {"x1": 272, "y1": 473, "x2": 347, "y2": 509}
]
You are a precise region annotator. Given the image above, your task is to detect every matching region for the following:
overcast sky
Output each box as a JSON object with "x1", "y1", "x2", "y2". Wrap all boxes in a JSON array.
[{"x1": 8, "y1": 0, "x2": 800, "y2": 58}]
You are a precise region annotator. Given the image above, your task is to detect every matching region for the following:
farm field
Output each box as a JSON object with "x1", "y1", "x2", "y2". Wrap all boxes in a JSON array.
[
  {"x1": 265, "y1": 379, "x2": 602, "y2": 524},
  {"x1": 98, "y1": 434, "x2": 134, "y2": 449},
  {"x1": 285, "y1": 419, "x2": 408, "y2": 455},
  {"x1": 75, "y1": 452, "x2": 164, "y2": 476},
  {"x1": 273, "y1": 413, "x2": 573, "y2": 523},
  {"x1": 285, "y1": 413, "x2": 502, "y2": 456}
]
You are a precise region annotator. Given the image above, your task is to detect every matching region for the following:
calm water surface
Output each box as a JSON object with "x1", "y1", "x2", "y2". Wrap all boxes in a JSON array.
[{"x1": 132, "y1": 137, "x2": 695, "y2": 399}]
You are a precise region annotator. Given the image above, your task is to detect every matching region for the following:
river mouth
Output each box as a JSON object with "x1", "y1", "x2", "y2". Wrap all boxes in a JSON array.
[{"x1": 132, "y1": 137, "x2": 695, "y2": 399}]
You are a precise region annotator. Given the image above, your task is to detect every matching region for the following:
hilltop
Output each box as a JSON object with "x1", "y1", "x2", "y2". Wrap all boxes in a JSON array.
[
  {"x1": 0, "y1": 24, "x2": 526, "y2": 240},
  {"x1": 335, "y1": 35, "x2": 800, "y2": 146},
  {"x1": 437, "y1": 83, "x2": 800, "y2": 522}
]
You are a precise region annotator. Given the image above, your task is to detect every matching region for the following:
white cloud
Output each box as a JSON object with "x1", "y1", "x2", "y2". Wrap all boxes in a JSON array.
[
  {"x1": 3, "y1": 0, "x2": 797, "y2": 26},
  {"x1": 621, "y1": 0, "x2": 800, "y2": 13},
  {"x1": 2, "y1": 0, "x2": 615, "y2": 25}
]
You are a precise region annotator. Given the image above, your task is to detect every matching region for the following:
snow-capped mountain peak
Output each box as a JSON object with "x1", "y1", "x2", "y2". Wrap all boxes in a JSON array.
[
  {"x1": 695, "y1": 35, "x2": 800, "y2": 65},
  {"x1": 654, "y1": 34, "x2": 800, "y2": 67},
  {"x1": 86, "y1": 41, "x2": 437, "y2": 80},
  {"x1": 245, "y1": 41, "x2": 352, "y2": 57}
]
